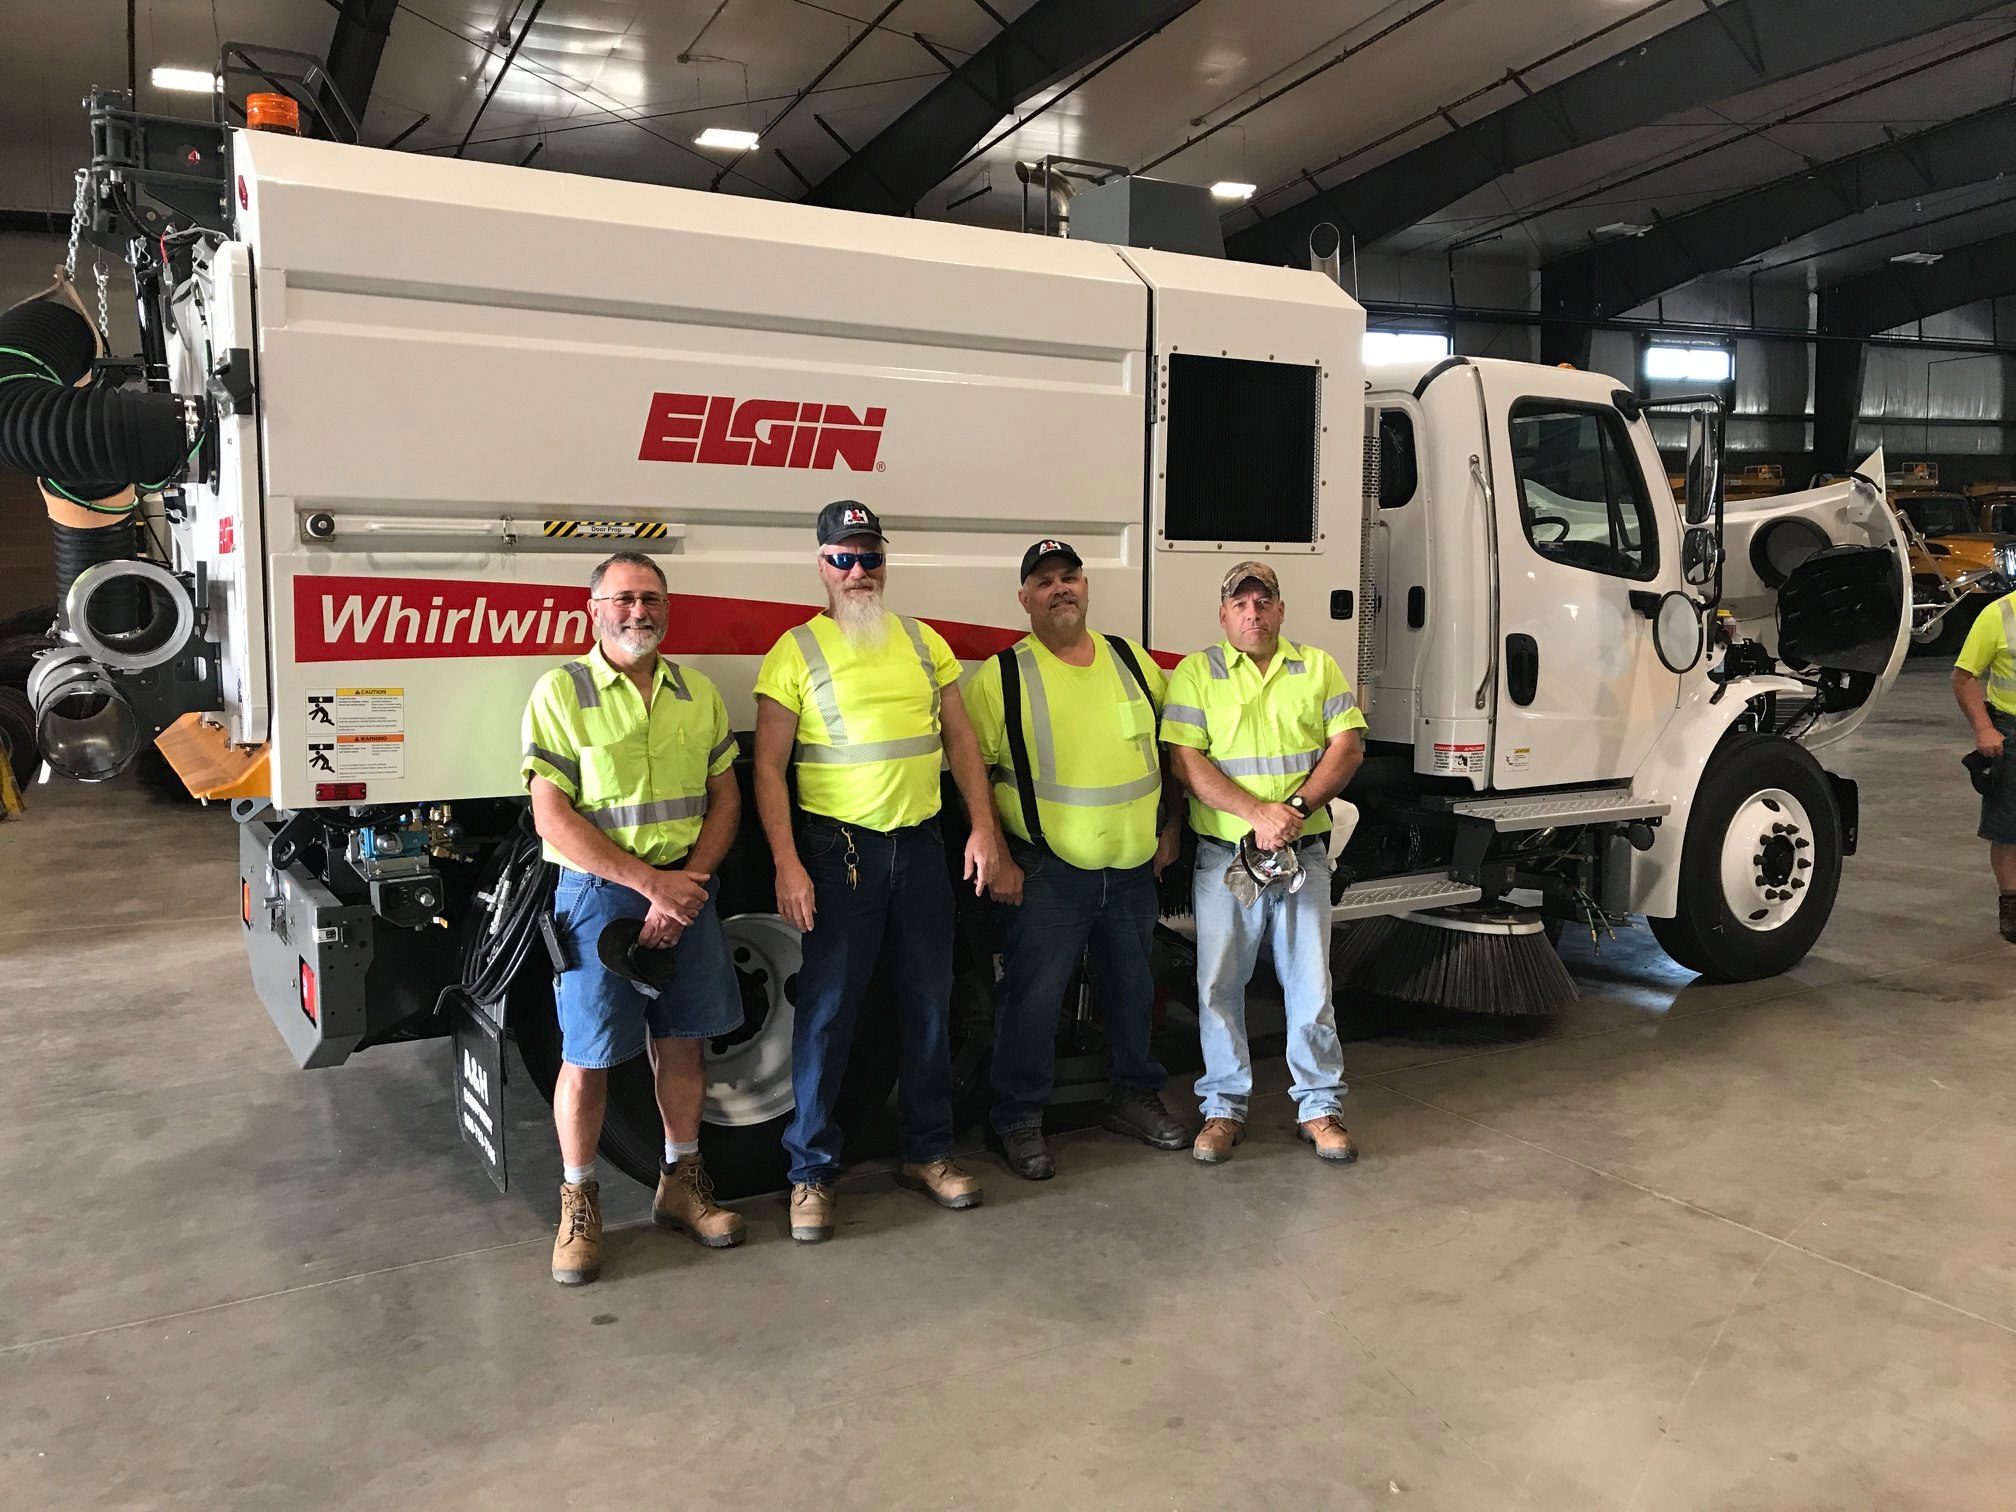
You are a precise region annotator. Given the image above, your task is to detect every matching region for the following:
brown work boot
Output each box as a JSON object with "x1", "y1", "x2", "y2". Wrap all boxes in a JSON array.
[
  {"x1": 1192, "y1": 1117, "x2": 1245, "y2": 1164},
  {"x1": 1297, "y1": 1114, "x2": 1359, "y2": 1164},
  {"x1": 895, "y1": 1158, "x2": 984, "y2": 1210},
  {"x1": 2000, "y1": 892, "x2": 2016, "y2": 943},
  {"x1": 790, "y1": 1182, "x2": 836, "y2": 1243},
  {"x1": 653, "y1": 1157, "x2": 746, "y2": 1249},
  {"x1": 552, "y1": 1180, "x2": 602, "y2": 1285}
]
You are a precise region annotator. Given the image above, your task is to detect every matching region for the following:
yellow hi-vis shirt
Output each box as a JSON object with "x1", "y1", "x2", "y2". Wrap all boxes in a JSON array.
[
  {"x1": 754, "y1": 610, "x2": 961, "y2": 832},
  {"x1": 1956, "y1": 591, "x2": 2016, "y2": 717},
  {"x1": 963, "y1": 632, "x2": 1168, "y2": 871},
  {"x1": 520, "y1": 644, "x2": 738, "y2": 869},
  {"x1": 1160, "y1": 638, "x2": 1368, "y2": 843}
]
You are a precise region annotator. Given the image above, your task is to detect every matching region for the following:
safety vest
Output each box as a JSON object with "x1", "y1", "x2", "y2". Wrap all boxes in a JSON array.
[
  {"x1": 1983, "y1": 596, "x2": 2016, "y2": 715},
  {"x1": 972, "y1": 633, "x2": 1165, "y2": 872},
  {"x1": 754, "y1": 610, "x2": 957, "y2": 832},
  {"x1": 520, "y1": 645, "x2": 736, "y2": 868},
  {"x1": 1160, "y1": 638, "x2": 1367, "y2": 843}
]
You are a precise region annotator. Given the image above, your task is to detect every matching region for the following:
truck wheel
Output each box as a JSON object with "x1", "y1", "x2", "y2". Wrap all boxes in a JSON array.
[
  {"x1": 0, "y1": 687, "x2": 36, "y2": 787},
  {"x1": 1648, "y1": 733, "x2": 1842, "y2": 982}
]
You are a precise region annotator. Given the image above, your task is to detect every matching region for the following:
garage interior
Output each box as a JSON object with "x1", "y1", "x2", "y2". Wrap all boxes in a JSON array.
[{"x1": 4, "y1": 2, "x2": 2016, "y2": 1509}]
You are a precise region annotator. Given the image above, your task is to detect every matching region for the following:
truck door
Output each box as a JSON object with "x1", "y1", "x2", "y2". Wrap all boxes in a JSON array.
[{"x1": 1480, "y1": 369, "x2": 1683, "y2": 789}]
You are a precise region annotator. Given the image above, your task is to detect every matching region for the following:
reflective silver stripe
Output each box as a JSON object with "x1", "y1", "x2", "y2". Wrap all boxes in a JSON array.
[
  {"x1": 1213, "y1": 750, "x2": 1321, "y2": 778},
  {"x1": 523, "y1": 743, "x2": 580, "y2": 788},
  {"x1": 708, "y1": 734, "x2": 735, "y2": 764},
  {"x1": 992, "y1": 764, "x2": 1161, "y2": 807},
  {"x1": 1284, "y1": 658, "x2": 1307, "y2": 675},
  {"x1": 562, "y1": 660, "x2": 600, "y2": 710},
  {"x1": 1990, "y1": 600, "x2": 2016, "y2": 699},
  {"x1": 1016, "y1": 643, "x2": 1052, "y2": 782},
  {"x1": 1162, "y1": 702, "x2": 1207, "y2": 728},
  {"x1": 663, "y1": 661, "x2": 692, "y2": 702},
  {"x1": 1204, "y1": 645, "x2": 1230, "y2": 680},
  {"x1": 589, "y1": 795, "x2": 708, "y2": 829},
  {"x1": 1322, "y1": 691, "x2": 1358, "y2": 721},
  {"x1": 899, "y1": 616, "x2": 941, "y2": 725},
  {"x1": 790, "y1": 624, "x2": 848, "y2": 743},
  {"x1": 794, "y1": 734, "x2": 943, "y2": 764}
]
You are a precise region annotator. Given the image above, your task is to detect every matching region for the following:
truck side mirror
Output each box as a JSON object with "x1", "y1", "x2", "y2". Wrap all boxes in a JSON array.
[
  {"x1": 1684, "y1": 409, "x2": 1723, "y2": 526},
  {"x1": 1682, "y1": 526, "x2": 1721, "y2": 587}
]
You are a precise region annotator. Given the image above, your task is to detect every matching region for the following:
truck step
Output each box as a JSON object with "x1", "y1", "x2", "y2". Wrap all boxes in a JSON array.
[
  {"x1": 1332, "y1": 871, "x2": 1483, "y2": 922},
  {"x1": 1438, "y1": 789, "x2": 1670, "y2": 832}
]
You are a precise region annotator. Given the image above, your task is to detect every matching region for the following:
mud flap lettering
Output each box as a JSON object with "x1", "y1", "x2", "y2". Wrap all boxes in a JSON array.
[{"x1": 447, "y1": 986, "x2": 508, "y2": 1192}]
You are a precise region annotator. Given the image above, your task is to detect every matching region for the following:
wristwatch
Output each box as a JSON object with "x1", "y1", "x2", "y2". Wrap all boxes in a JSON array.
[{"x1": 1285, "y1": 794, "x2": 1311, "y2": 816}]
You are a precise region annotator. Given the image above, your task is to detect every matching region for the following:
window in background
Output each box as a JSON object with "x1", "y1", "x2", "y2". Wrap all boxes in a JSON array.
[
  {"x1": 1643, "y1": 343, "x2": 1734, "y2": 384},
  {"x1": 1364, "y1": 329, "x2": 1453, "y2": 365}
]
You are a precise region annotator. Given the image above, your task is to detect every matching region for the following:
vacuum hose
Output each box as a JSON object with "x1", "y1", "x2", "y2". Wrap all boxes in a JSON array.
[{"x1": 0, "y1": 300, "x2": 187, "y2": 499}]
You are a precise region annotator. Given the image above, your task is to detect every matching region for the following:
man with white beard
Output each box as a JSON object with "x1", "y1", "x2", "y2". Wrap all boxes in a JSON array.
[
  {"x1": 752, "y1": 501, "x2": 1014, "y2": 1242},
  {"x1": 522, "y1": 551, "x2": 747, "y2": 1285}
]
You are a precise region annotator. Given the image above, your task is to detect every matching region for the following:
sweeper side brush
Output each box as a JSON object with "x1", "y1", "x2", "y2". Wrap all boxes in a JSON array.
[{"x1": 1332, "y1": 906, "x2": 1579, "y2": 1016}]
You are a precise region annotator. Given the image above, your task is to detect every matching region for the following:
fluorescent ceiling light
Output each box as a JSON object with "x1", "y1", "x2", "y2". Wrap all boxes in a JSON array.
[
  {"x1": 1594, "y1": 221, "x2": 1653, "y2": 238},
  {"x1": 151, "y1": 66, "x2": 216, "y2": 93},
  {"x1": 1364, "y1": 330, "x2": 1453, "y2": 365},
  {"x1": 1210, "y1": 181, "x2": 1256, "y2": 201},
  {"x1": 1889, "y1": 250, "x2": 1943, "y2": 265},
  {"x1": 694, "y1": 127, "x2": 759, "y2": 151},
  {"x1": 1644, "y1": 344, "x2": 1733, "y2": 383}
]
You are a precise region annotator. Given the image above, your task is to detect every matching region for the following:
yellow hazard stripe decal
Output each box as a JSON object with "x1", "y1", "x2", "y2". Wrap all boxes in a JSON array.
[{"x1": 542, "y1": 521, "x2": 670, "y2": 539}]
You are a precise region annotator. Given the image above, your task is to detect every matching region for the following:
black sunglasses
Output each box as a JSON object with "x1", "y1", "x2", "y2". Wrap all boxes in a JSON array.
[{"x1": 821, "y1": 551, "x2": 886, "y2": 572}]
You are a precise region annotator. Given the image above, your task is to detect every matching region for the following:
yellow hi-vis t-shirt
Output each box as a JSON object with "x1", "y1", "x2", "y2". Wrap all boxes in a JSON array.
[
  {"x1": 1159, "y1": 638, "x2": 1368, "y2": 843},
  {"x1": 754, "y1": 610, "x2": 961, "y2": 832},
  {"x1": 1956, "y1": 591, "x2": 2016, "y2": 717},
  {"x1": 962, "y1": 632, "x2": 1168, "y2": 872},
  {"x1": 520, "y1": 645, "x2": 738, "y2": 869}
]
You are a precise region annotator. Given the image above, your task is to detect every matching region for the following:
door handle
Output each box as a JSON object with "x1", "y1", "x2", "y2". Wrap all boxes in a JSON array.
[
  {"x1": 1628, "y1": 590, "x2": 1661, "y2": 620},
  {"x1": 1506, "y1": 634, "x2": 1539, "y2": 706}
]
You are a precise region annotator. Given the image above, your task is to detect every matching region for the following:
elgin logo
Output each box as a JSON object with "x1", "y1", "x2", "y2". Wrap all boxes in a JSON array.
[{"x1": 638, "y1": 393, "x2": 886, "y2": 471}]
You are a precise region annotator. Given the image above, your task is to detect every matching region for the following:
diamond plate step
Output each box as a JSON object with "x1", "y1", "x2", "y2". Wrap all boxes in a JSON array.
[
  {"x1": 1331, "y1": 871, "x2": 1482, "y2": 922},
  {"x1": 1440, "y1": 790, "x2": 1670, "y2": 832}
]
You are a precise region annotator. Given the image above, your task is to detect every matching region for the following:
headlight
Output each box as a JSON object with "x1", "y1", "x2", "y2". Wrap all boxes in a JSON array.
[{"x1": 1996, "y1": 543, "x2": 2016, "y2": 583}]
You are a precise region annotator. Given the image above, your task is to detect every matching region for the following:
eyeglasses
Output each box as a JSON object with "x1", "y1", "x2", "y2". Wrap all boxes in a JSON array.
[
  {"x1": 820, "y1": 551, "x2": 886, "y2": 572},
  {"x1": 592, "y1": 592, "x2": 669, "y2": 612}
]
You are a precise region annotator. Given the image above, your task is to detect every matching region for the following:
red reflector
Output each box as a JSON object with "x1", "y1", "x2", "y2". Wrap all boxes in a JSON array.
[
  {"x1": 315, "y1": 782, "x2": 368, "y2": 802},
  {"x1": 299, "y1": 960, "x2": 317, "y2": 1025},
  {"x1": 241, "y1": 881, "x2": 251, "y2": 927}
]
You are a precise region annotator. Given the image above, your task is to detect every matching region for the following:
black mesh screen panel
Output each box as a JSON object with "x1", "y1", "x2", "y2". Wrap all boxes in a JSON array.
[{"x1": 1164, "y1": 355, "x2": 1319, "y2": 544}]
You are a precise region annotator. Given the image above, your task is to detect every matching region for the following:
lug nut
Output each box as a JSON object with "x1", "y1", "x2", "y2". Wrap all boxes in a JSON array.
[
  {"x1": 1790, "y1": 878, "x2": 1804, "y2": 890},
  {"x1": 1797, "y1": 859, "x2": 1810, "y2": 870},
  {"x1": 1772, "y1": 823, "x2": 1787, "y2": 834},
  {"x1": 1795, "y1": 838, "x2": 1810, "y2": 850}
]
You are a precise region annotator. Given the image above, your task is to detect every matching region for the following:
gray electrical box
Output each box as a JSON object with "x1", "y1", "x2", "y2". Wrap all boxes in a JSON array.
[{"x1": 1069, "y1": 176, "x2": 1224, "y2": 258}]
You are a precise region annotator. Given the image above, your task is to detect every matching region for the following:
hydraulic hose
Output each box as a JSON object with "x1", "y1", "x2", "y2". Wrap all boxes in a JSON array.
[
  {"x1": 0, "y1": 300, "x2": 187, "y2": 497},
  {"x1": 459, "y1": 816, "x2": 555, "y2": 1008}
]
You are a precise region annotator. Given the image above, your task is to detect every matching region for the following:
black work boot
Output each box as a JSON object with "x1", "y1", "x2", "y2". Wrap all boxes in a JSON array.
[
  {"x1": 1103, "y1": 1086, "x2": 1190, "y2": 1151},
  {"x1": 988, "y1": 1125, "x2": 1055, "y2": 1181}
]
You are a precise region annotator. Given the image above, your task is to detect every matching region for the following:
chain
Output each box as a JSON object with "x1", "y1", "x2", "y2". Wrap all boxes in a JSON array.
[
  {"x1": 64, "y1": 168, "x2": 87, "y2": 279},
  {"x1": 93, "y1": 258, "x2": 110, "y2": 343}
]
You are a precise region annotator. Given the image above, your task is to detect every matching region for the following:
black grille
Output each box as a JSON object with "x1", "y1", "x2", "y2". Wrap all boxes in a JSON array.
[{"x1": 1164, "y1": 355, "x2": 1319, "y2": 544}]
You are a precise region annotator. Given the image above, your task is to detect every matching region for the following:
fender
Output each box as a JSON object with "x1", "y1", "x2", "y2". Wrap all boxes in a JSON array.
[{"x1": 1620, "y1": 673, "x2": 1807, "y2": 920}]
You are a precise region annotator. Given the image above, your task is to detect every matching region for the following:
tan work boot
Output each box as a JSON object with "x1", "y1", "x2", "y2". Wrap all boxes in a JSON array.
[
  {"x1": 1191, "y1": 1117, "x2": 1245, "y2": 1164},
  {"x1": 552, "y1": 1180, "x2": 602, "y2": 1285},
  {"x1": 653, "y1": 1157, "x2": 746, "y2": 1249},
  {"x1": 895, "y1": 1158, "x2": 984, "y2": 1210},
  {"x1": 790, "y1": 1182, "x2": 836, "y2": 1243},
  {"x1": 1297, "y1": 1114, "x2": 1359, "y2": 1164},
  {"x1": 1999, "y1": 892, "x2": 2016, "y2": 943}
]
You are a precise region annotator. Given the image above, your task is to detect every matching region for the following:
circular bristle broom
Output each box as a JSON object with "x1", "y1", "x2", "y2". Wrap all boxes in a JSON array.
[{"x1": 1332, "y1": 906, "x2": 1578, "y2": 1015}]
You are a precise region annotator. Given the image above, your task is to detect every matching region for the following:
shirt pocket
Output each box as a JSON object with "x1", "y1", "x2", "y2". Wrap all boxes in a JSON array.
[
  {"x1": 578, "y1": 730, "x2": 646, "y2": 805},
  {"x1": 1204, "y1": 701, "x2": 1245, "y2": 751},
  {"x1": 1117, "y1": 698, "x2": 1155, "y2": 742}
]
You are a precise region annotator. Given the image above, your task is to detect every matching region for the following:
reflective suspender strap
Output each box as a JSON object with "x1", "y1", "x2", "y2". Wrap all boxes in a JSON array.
[
  {"x1": 899, "y1": 616, "x2": 941, "y2": 725},
  {"x1": 790, "y1": 624, "x2": 849, "y2": 744},
  {"x1": 663, "y1": 661, "x2": 693, "y2": 702}
]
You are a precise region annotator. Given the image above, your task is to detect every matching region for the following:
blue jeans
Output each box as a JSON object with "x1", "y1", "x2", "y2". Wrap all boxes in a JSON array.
[
  {"x1": 1192, "y1": 835, "x2": 1345, "y2": 1122},
  {"x1": 784, "y1": 816, "x2": 956, "y2": 1186},
  {"x1": 992, "y1": 840, "x2": 1166, "y2": 1134}
]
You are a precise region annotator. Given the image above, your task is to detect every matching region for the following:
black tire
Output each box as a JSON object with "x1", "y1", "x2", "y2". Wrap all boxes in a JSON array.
[
  {"x1": 0, "y1": 687, "x2": 36, "y2": 788},
  {"x1": 1648, "y1": 733, "x2": 1843, "y2": 982},
  {"x1": 0, "y1": 605, "x2": 56, "y2": 642},
  {"x1": 0, "y1": 633, "x2": 53, "y2": 690},
  {"x1": 1923, "y1": 597, "x2": 1981, "y2": 657}
]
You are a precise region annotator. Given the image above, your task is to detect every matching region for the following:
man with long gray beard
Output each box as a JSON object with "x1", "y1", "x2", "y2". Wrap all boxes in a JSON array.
[
  {"x1": 522, "y1": 551, "x2": 747, "y2": 1285},
  {"x1": 752, "y1": 501, "x2": 1014, "y2": 1241}
]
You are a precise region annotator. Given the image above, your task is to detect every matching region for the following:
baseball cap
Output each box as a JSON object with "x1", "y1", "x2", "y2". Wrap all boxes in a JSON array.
[
  {"x1": 816, "y1": 500, "x2": 887, "y2": 546},
  {"x1": 1219, "y1": 560, "x2": 1281, "y2": 600},
  {"x1": 1019, "y1": 538, "x2": 1083, "y2": 580}
]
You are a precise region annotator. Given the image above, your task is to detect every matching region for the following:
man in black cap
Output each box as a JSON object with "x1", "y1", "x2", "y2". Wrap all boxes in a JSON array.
[
  {"x1": 752, "y1": 501, "x2": 1011, "y2": 1239},
  {"x1": 961, "y1": 540, "x2": 1189, "y2": 1179}
]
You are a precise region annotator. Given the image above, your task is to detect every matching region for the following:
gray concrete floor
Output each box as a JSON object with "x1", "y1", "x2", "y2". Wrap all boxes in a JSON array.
[{"x1": 2, "y1": 662, "x2": 2013, "y2": 1511}]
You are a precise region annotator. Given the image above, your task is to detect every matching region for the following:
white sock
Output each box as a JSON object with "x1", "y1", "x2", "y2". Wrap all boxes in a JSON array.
[
  {"x1": 563, "y1": 1161, "x2": 596, "y2": 1186},
  {"x1": 666, "y1": 1138, "x2": 700, "y2": 1167}
]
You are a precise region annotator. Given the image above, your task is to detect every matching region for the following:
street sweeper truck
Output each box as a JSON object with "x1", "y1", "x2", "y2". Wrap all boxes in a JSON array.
[{"x1": 2, "y1": 79, "x2": 1908, "y2": 1196}]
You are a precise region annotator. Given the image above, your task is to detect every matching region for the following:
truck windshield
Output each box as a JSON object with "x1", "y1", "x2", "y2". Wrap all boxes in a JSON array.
[{"x1": 1900, "y1": 495, "x2": 1977, "y2": 538}]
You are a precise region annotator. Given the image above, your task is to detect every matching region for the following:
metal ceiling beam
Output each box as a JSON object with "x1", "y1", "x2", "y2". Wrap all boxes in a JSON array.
[
  {"x1": 1225, "y1": 0, "x2": 2008, "y2": 267},
  {"x1": 806, "y1": 0, "x2": 1203, "y2": 216},
  {"x1": 319, "y1": 0, "x2": 398, "y2": 142},
  {"x1": 1818, "y1": 227, "x2": 2016, "y2": 338},
  {"x1": 1540, "y1": 98, "x2": 2016, "y2": 323}
]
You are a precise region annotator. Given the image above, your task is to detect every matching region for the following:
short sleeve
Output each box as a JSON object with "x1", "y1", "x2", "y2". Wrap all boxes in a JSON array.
[
  {"x1": 1318, "y1": 650, "x2": 1369, "y2": 737},
  {"x1": 704, "y1": 683, "x2": 739, "y2": 775},
  {"x1": 962, "y1": 656, "x2": 1006, "y2": 767},
  {"x1": 520, "y1": 670, "x2": 581, "y2": 800},
  {"x1": 922, "y1": 622, "x2": 961, "y2": 688},
  {"x1": 1160, "y1": 655, "x2": 1210, "y2": 750},
  {"x1": 753, "y1": 629, "x2": 809, "y2": 715},
  {"x1": 1955, "y1": 602, "x2": 2003, "y2": 677}
]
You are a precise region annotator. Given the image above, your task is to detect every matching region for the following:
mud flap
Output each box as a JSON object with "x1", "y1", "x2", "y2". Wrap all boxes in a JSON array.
[
  {"x1": 1777, "y1": 545, "x2": 1905, "y2": 699},
  {"x1": 445, "y1": 985, "x2": 508, "y2": 1192}
]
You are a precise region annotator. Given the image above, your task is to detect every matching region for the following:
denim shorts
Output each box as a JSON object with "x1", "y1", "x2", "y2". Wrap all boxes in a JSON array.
[
  {"x1": 1981, "y1": 710, "x2": 2016, "y2": 844},
  {"x1": 551, "y1": 868, "x2": 743, "y2": 1070}
]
